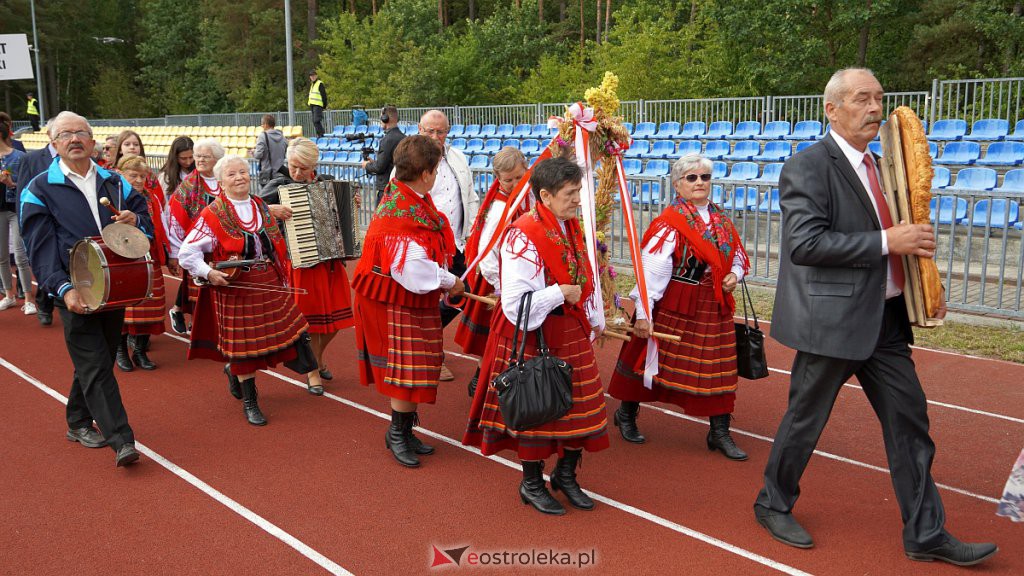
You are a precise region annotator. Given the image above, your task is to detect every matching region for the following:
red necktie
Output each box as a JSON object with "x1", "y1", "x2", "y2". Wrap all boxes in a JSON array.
[{"x1": 863, "y1": 153, "x2": 906, "y2": 291}]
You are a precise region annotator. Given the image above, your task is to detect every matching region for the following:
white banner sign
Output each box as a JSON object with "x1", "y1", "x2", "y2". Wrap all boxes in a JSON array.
[{"x1": 0, "y1": 34, "x2": 35, "y2": 81}]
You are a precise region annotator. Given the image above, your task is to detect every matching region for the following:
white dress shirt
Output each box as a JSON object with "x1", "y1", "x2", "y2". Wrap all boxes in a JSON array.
[
  {"x1": 476, "y1": 199, "x2": 507, "y2": 289},
  {"x1": 630, "y1": 204, "x2": 747, "y2": 320},
  {"x1": 389, "y1": 187, "x2": 457, "y2": 294},
  {"x1": 178, "y1": 197, "x2": 262, "y2": 280},
  {"x1": 431, "y1": 157, "x2": 465, "y2": 250},
  {"x1": 830, "y1": 131, "x2": 901, "y2": 298},
  {"x1": 59, "y1": 159, "x2": 102, "y2": 231}
]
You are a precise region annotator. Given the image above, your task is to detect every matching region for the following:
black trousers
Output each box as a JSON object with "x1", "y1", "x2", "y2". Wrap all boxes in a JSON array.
[
  {"x1": 311, "y1": 105, "x2": 325, "y2": 138},
  {"x1": 36, "y1": 289, "x2": 54, "y2": 313},
  {"x1": 440, "y1": 248, "x2": 467, "y2": 328},
  {"x1": 755, "y1": 298, "x2": 946, "y2": 551},
  {"x1": 60, "y1": 308, "x2": 134, "y2": 452},
  {"x1": 29, "y1": 114, "x2": 40, "y2": 132}
]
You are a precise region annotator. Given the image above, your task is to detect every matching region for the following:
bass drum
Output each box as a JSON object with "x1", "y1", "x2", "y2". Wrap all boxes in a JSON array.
[{"x1": 69, "y1": 237, "x2": 154, "y2": 313}]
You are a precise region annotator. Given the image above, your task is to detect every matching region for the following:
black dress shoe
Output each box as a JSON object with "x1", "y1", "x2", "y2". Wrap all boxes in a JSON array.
[
  {"x1": 754, "y1": 506, "x2": 813, "y2": 548},
  {"x1": 307, "y1": 380, "x2": 324, "y2": 396},
  {"x1": 906, "y1": 536, "x2": 998, "y2": 566},
  {"x1": 66, "y1": 427, "x2": 106, "y2": 448},
  {"x1": 115, "y1": 443, "x2": 140, "y2": 467},
  {"x1": 169, "y1": 309, "x2": 188, "y2": 335},
  {"x1": 37, "y1": 310, "x2": 52, "y2": 326},
  {"x1": 318, "y1": 368, "x2": 333, "y2": 381}
]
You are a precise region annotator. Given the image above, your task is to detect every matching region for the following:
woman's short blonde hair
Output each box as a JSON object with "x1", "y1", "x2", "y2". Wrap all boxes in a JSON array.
[
  {"x1": 492, "y1": 146, "x2": 527, "y2": 177},
  {"x1": 213, "y1": 155, "x2": 250, "y2": 182},
  {"x1": 287, "y1": 137, "x2": 319, "y2": 168},
  {"x1": 116, "y1": 154, "x2": 149, "y2": 174}
]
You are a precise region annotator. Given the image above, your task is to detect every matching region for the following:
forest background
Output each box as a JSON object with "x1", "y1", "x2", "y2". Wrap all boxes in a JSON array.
[{"x1": 1, "y1": 0, "x2": 1023, "y2": 121}]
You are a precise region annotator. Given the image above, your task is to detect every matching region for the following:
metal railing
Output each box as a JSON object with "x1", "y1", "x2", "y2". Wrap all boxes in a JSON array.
[
  {"x1": 933, "y1": 77, "x2": 1024, "y2": 127},
  {"x1": 643, "y1": 97, "x2": 767, "y2": 125},
  {"x1": 769, "y1": 91, "x2": 930, "y2": 125}
]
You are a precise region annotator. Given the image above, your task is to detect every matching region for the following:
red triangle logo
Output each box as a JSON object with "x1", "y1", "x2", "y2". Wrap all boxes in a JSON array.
[{"x1": 430, "y1": 545, "x2": 454, "y2": 568}]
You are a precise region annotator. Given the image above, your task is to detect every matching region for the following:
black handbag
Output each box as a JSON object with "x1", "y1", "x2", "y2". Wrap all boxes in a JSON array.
[
  {"x1": 734, "y1": 279, "x2": 769, "y2": 380},
  {"x1": 492, "y1": 292, "x2": 574, "y2": 432}
]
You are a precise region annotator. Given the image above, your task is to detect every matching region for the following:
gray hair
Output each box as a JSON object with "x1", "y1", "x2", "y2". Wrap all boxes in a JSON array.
[
  {"x1": 671, "y1": 153, "x2": 713, "y2": 183},
  {"x1": 419, "y1": 109, "x2": 449, "y2": 128},
  {"x1": 193, "y1": 138, "x2": 226, "y2": 160},
  {"x1": 213, "y1": 155, "x2": 250, "y2": 182},
  {"x1": 48, "y1": 111, "x2": 90, "y2": 138},
  {"x1": 824, "y1": 67, "x2": 876, "y2": 108}
]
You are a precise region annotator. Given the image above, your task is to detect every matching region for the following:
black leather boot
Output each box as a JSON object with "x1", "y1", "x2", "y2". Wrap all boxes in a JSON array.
[
  {"x1": 224, "y1": 364, "x2": 242, "y2": 399},
  {"x1": 385, "y1": 410, "x2": 420, "y2": 467},
  {"x1": 550, "y1": 450, "x2": 595, "y2": 510},
  {"x1": 707, "y1": 414, "x2": 747, "y2": 461},
  {"x1": 405, "y1": 411, "x2": 435, "y2": 456},
  {"x1": 131, "y1": 335, "x2": 157, "y2": 370},
  {"x1": 613, "y1": 401, "x2": 646, "y2": 444},
  {"x1": 467, "y1": 366, "x2": 480, "y2": 398},
  {"x1": 115, "y1": 334, "x2": 134, "y2": 372},
  {"x1": 519, "y1": 461, "x2": 565, "y2": 515},
  {"x1": 239, "y1": 377, "x2": 267, "y2": 426}
]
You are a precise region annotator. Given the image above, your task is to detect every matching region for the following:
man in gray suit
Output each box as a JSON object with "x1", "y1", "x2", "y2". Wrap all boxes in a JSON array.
[{"x1": 753, "y1": 68, "x2": 997, "y2": 566}]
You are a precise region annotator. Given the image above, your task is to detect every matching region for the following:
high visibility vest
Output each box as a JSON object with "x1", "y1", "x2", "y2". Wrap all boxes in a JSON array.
[
  {"x1": 27, "y1": 98, "x2": 39, "y2": 116},
  {"x1": 307, "y1": 80, "x2": 324, "y2": 107}
]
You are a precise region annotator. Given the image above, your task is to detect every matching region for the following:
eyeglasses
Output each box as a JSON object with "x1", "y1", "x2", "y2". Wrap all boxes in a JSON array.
[
  {"x1": 419, "y1": 128, "x2": 449, "y2": 137},
  {"x1": 683, "y1": 173, "x2": 712, "y2": 183},
  {"x1": 102, "y1": 146, "x2": 113, "y2": 151},
  {"x1": 54, "y1": 130, "x2": 92, "y2": 142},
  {"x1": 194, "y1": 154, "x2": 214, "y2": 161}
]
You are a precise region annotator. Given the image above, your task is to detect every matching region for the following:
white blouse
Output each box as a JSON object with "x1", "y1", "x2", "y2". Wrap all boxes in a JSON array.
[
  {"x1": 166, "y1": 177, "x2": 221, "y2": 259},
  {"x1": 499, "y1": 220, "x2": 604, "y2": 333},
  {"x1": 178, "y1": 197, "x2": 262, "y2": 280},
  {"x1": 631, "y1": 204, "x2": 746, "y2": 321},
  {"x1": 392, "y1": 242, "x2": 457, "y2": 294},
  {"x1": 476, "y1": 199, "x2": 506, "y2": 289}
]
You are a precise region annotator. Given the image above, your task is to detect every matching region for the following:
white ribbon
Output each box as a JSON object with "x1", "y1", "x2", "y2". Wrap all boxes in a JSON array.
[{"x1": 570, "y1": 104, "x2": 605, "y2": 337}]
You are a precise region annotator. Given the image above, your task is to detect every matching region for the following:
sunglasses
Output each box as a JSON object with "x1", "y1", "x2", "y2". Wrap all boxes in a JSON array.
[{"x1": 683, "y1": 173, "x2": 712, "y2": 183}]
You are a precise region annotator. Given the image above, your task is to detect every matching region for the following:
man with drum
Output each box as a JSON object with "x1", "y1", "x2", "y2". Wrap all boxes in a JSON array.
[{"x1": 20, "y1": 111, "x2": 153, "y2": 468}]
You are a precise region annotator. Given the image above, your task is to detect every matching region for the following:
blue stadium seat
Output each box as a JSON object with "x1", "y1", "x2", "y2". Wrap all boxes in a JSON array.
[
  {"x1": 1007, "y1": 120, "x2": 1024, "y2": 141},
  {"x1": 632, "y1": 122, "x2": 657, "y2": 139},
  {"x1": 711, "y1": 161, "x2": 727, "y2": 179},
  {"x1": 932, "y1": 166, "x2": 951, "y2": 189},
  {"x1": 757, "y1": 188, "x2": 781, "y2": 213},
  {"x1": 471, "y1": 124, "x2": 490, "y2": 138},
  {"x1": 449, "y1": 138, "x2": 468, "y2": 151},
  {"x1": 448, "y1": 124, "x2": 465, "y2": 138},
  {"x1": 368, "y1": 125, "x2": 383, "y2": 136},
  {"x1": 621, "y1": 122, "x2": 635, "y2": 135},
  {"x1": 761, "y1": 121, "x2": 791, "y2": 140},
  {"x1": 704, "y1": 140, "x2": 730, "y2": 160},
  {"x1": 724, "y1": 141, "x2": 760, "y2": 161},
  {"x1": 703, "y1": 121, "x2": 734, "y2": 140},
  {"x1": 470, "y1": 155, "x2": 489, "y2": 169},
  {"x1": 495, "y1": 124, "x2": 514, "y2": 138},
  {"x1": 326, "y1": 138, "x2": 342, "y2": 151},
  {"x1": 712, "y1": 185, "x2": 727, "y2": 205},
  {"x1": 343, "y1": 125, "x2": 356, "y2": 135},
  {"x1": 512, "y1": 124, "x2": 532, "y2": 138},
  {"x1": 971, "y1": 199, "x2": 1020, "y2": 228},
  {"x1": 331, "y1": 125, "x2": 347, "y2": 136},
  {"x1": 963, "y1": 119, "x2": 1009, "y2": 141},
  {"x1": 484, "y1": 138, "x2": 502, "y2": 154},
  {"x1": 625, "y1": 140, "x2": 650, "y2": 158},
  {"x1": 651, "y1": 121, "x2": 681, "y2": 140},
  {"x1": 754, "y1": 163, "x2": 784, "y2": 183},
  {"x1": 786, "y1": 121, "x2": 822, "y2": 140},
  {"x1": 976, "y1": 141, "x2": 1024, "y2": 166},
  {"x1": 520, "y1": 139, "x2": 541, "y2": 155},
  {"x1": 400, "y1": 124, "x2": 418, "y2": 135},
  {"x1": 996, "y1": 168, "x2": 1024, "y2": 191},
  {"x1": 752, "y1": 141, "x2": 791, "y2": 162},
  {"x1": 316, "y1": 137, "x2": 330, "y2": 148},
  {"x1": 531, "y1": 124, "x2": 553, "y2": 138},
  {"x1": 641, "y1": 159, "x2": 671, "y2": 176},
  {"x1": 727, "y1": 162, "x2": 759, "y2": 180},
  {"x1": 934, "y1": 141, "x2": 981, "y2": 165},
  {"x1": 930, "y1": 142, "x2": 939, "y2": 158},
  {"x1": 930, "y1": 196, "x2": 968, "y2": 224},
  {"x1": 320, "y1": 151, "x2": 336, "y2": 163},
  {"x1": 676, "y1": 140, "x2": 702, "y2": 157},
  {"x1": 644, "y1": 140, "x2": 676, "y2": 159},
  {"x1": 728, "y1": 121, "x2": 761, "y2": 140},
  {"x1": 680, "y1": 121, "x2": 706, "y2": 139},
  {"x1": 949, "y1": 167, "x2": 998, "y2": 190},
  {"x1": 635, "y1": 181, "x2": 664, "y2": 205},
  {"x1": 930, "y1": 119, "x2": 968, "y2": 141},
  {"x1": 501, "y1": 138, "x2": 520, "y2": 150},
  {"x1": 795, "y1": 141, "x2": 815, "y2": 153},
  {"x1": 868, "y1": 141, "x2": 883, "y2": 157},
  {"x1": 465, "y1": 138, "x2": 485, "y2": 154},
  {"x1": 622, "y1": 158, "x2": 643, "y2": 175}
]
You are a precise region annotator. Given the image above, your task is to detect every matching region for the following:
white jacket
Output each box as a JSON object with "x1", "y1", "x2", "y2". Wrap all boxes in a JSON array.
[{"x1": 391, "y1": 145, "x2": 479, "y2": 246}]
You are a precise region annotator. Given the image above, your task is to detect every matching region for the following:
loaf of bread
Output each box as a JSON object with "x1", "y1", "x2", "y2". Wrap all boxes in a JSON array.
[{"x1": 893, "y1": 106, "x2": 942, "y2": 317}]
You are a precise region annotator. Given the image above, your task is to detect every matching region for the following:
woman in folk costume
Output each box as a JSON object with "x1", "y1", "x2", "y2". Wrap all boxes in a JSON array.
[
  {"x1": 352, "y1": 136, "x2": 465, "y2": 468},
  {"x1": 454, "y1": 147, "x2": 529, "y2": 398},
  {"x1": 257, "y1": 137, "x2": 356, "y2": 395},
  {"x1": 464, "y1": 157, "x2": 609, "y2": 516},
  {"x1": 115, "y1": 154, "x2": 171, "y2": 371},
  {"x1": 167, "y1": 138, "x2": 225, "y2": 335},
  {"x1": 178, "y1": 155, "x2": 315, "y2": 427},
  {"x1": 608, "y1": 153, "x2": 750, "y2": 460}
]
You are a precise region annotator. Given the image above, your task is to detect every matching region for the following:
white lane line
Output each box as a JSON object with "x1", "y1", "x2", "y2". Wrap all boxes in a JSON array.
[{"x1": 0, "y1": 357, "x2": 353, "y2": 576}]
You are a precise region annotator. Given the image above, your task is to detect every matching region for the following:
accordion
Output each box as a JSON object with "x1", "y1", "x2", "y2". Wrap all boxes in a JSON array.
[{"x1": 277, "y1": 180, "x2": 361, "y2": 268}]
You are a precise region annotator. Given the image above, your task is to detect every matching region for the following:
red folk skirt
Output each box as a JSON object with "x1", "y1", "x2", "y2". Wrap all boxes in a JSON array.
[
  {"x1": 354, "y1": 294, "x2": 443, "y2": 404},
  {"x1": 187, "y1": 265, "x2": 309, "y2": 376},
  {"x1": 607, "y1": 279, "x2": 738, "y2": 417},
  {"x1": 292, "y1": 260, "x2": 354, "y2": 334},
  {"x1": 463, "y1": 312, "x2": 610, "y2": 461},
  {"x1": 123, "y1": 272, "x2": 166, "y2": 335},
  {"x1": 453, "y1": 272, "x2": 494, "y2": 356}
]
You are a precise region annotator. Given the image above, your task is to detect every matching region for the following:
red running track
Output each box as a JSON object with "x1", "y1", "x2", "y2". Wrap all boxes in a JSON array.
[{"x1": 1, "y1": 273, "x2": 1021, "y2": 575}]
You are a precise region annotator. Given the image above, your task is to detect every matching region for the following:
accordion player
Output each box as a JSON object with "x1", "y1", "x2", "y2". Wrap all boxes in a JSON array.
[{"x1": 277, "y1": 180, "x2": 362, "y2": 268}]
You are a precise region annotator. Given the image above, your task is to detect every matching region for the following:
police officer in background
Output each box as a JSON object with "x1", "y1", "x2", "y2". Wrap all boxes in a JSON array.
[
  {"x1": 362, "y1": 105, "x2": 405, "y2": 206},
  {"x1": 307, "y1": 71, "x2": 328, "y2": 138},
  {"x1": 26, "y1": 93, "x2": 41, "y2": 132}
]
